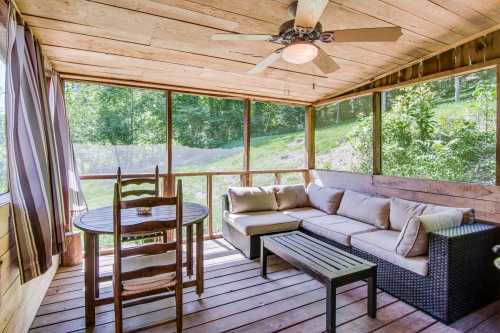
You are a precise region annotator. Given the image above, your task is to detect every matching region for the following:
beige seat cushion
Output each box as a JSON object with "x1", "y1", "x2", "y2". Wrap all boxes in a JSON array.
[
  {"x1": 282, "y1": 207, "x2": 327, "y2": 220},
  {"x1": 351, "y1": 230, "x2": 429, "y2": 276},
  {"x1": 302, "y1": 215, "x2": 378, "y2": 246},
  {"x1": 423, "y1": 204, "x2": 475, "y2": 224},
  {"x1": 395, "y1": 211, "x2": 463, "y2": 257},
  {"x1": 337, "y1": 190, "x2": 390, "y2": 229},
  {"x1": 224, "y1": 211, "x2": 300, "y2": 236},
  {"x1": 390, "y1": 198, "x2": 427, "y2": 231},
  {"x1": 306, "y1": 183, "x2": 344, "y2": 214},
  {"x1": 121, "y1": 251, "x2": 180, "y2": 273},
  {"x1": 274, "y1": 184, "x2": 309, "y2": 210},
  {"x1": 120, "y1": 252, "x2": 178, "y2": 296},
  {"x1": 227, "y1": 186, "x2": 278, "y2": 213}
]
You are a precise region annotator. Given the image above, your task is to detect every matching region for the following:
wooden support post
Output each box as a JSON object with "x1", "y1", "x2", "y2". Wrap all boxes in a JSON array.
[
  {"x1": 305, "y1": 105, "x2": 315, "y2": 185},
  {"x1": 305, "y1": 105, "x2": 315, "y2": 170},
  {"x1": 497, "y1": 65, "x2": 500, "y2": 185},
  {"x1": 372, "y1": 92, "x2": 382, "y2": 175},
  {"x1": 166, "y1": 90, "x2": 175, "y2": 241},
  {"x1": 165, "y1": 90, "x2": 174, "y2": 196},
  {"x1": 242, "y1": 99, "x2": 251, "y2": 187}
]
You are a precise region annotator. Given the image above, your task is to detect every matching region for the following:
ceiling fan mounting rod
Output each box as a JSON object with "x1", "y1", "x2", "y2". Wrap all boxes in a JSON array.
[{"x1": 277, "y1": 20, "x2": 322, "y2": 45}]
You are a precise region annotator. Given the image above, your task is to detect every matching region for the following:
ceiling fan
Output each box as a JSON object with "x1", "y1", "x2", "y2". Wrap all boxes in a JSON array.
[{"x1": 210, "y1": 0, "x2": 403, "y2": 75}]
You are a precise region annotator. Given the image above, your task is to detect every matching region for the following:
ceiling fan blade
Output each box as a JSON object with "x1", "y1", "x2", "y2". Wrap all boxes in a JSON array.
[
  {"x1": 313, "y1": 46, "x2": 340, "y2": 74},
  {"x1": 294, "y1": 0, "x2": 329, "y2": 31},
  {"x1": 248, "y1": 49, "x2": 283, "y2": 75},
  {"x1": 325, "y1": 27, "x2": 403, "y2": 43},
  {"x1": 211, "y1": 34, "x2": 274, "y2": 41}
]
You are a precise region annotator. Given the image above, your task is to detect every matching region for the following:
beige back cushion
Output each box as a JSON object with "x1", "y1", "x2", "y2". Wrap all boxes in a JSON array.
[
  {"x1": 423, "y1": 204, "x2": 475, "y2": 224},
  {"x1": 390, "y1": 198, "x2": 427, "y2": 231},
  {"x1": 395, "y1": 211, "x2": 463, "y2": 257},
  {"x1": 337, "y1": 190, "x2": 390, "y2": 229},
  {"x1": 227, "y1": 186, "x2": 278, "y2": 213},
  {"x1": 306, "y1": 183, "x2": 344, "y2": 214},
  {"x1": 274, "y1": 184, "x2": 309, "y2": 210}
]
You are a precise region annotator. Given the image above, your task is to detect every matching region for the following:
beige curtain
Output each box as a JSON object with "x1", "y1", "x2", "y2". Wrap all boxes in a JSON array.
[{"x1": 48, "y1": 72, "x2": 87, "y2": 232}]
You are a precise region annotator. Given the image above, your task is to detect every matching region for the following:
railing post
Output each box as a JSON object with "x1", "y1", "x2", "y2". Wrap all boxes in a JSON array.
[
  {"x1": 207, "y1": 174, "x2": 213, "y2": 238},
  {"x1": 274, "y1": 173, "x2": 281, "y2": 185}
]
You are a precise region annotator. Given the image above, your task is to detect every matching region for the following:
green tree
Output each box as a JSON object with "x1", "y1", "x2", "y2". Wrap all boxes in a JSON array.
[{"x1": 349, "y1": 74, "x2": 496, "y2": 184}]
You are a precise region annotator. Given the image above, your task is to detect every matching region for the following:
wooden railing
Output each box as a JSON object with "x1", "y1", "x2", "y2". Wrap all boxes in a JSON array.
[{"x1": 80, "y1": 168, "x2": 308, "y2": 239}]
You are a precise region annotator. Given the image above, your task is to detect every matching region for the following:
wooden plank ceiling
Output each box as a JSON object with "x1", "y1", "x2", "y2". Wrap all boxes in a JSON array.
[{"x1": 15, "y1": 0, "x2": 500, "y2": 103}]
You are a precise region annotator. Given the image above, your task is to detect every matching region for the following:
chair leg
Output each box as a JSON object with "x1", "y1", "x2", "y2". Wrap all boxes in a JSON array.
[
  {"x1": 114, "y1": 295, "x2": 123, "y2": 333},
  {"x1": 176, "y1": 283, "x2": 183, "y2": 332}
]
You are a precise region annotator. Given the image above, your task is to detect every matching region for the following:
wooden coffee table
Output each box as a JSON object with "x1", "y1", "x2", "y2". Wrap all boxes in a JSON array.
[{"x1": 261, "y1": 231, "x2": 377, "y2": 333}]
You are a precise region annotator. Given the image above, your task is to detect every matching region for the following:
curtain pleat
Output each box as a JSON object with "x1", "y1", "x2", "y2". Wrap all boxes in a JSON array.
[
  {"x1": 6, "y1": 5, "x2": 67, "y2": 282},
  {"x1": 48, "y1": 72, "x2": 87, "y2": 230}
]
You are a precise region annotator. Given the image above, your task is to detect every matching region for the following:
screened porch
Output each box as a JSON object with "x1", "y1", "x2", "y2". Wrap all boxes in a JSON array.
[{"x1": 0, "y1": 1, "x2": 500, "y2": 333}]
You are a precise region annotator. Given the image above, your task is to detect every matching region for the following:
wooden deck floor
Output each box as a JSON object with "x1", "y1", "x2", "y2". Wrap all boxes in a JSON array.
[{"x1": 30, "y1": 239, "x2": 500, "y2": 333}]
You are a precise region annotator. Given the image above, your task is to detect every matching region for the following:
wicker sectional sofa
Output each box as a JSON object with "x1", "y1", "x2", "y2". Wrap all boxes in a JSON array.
[{"x1": 221, "y1": 184, "x2": 500, "y2": 324}]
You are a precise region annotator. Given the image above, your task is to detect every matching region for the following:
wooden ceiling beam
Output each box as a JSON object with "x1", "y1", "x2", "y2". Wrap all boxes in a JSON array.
[
  {"x1": 15, "y1": 0, "x2": 500, "y2": 102},
  {"x1": 31, "y1": 27, "x2": 361, "y2": 87},
  {"x1": 43, "y1": 45, "x2": 340, "y2": 99},
  {"x1": 314, "y1": 23, "x2": 500, "y2": 105},
  {"x1": 59, "y1": 72, "x2": 312, "y2": 106}
]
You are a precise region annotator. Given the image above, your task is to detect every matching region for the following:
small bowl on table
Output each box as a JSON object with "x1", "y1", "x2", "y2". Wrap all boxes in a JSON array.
[{"x1": 136, "y1": 207, "x2": 152, "y2": 216}]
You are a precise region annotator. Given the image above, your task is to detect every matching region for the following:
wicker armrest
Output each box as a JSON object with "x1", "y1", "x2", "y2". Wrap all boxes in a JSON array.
[
  {"x1": 430, "y1": 222, "x2": 498, "y2": 240},
  {"x1": 427, "y1": 222, "x2": 500, "y2": 321},
  {"x1": 428, "y1": 222, "x2": 500, "y2": 265}
]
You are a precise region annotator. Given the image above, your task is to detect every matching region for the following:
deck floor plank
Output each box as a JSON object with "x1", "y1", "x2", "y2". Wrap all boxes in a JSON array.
[{"x1": 30, "y1": 239, "x2": 500, "y2": 333}]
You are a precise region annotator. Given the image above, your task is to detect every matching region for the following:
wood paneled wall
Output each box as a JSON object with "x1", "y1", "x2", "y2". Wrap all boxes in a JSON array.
[
  {"x1": 0, "y1": 202, "x2": 59, "y2": 332},
  {"x1": 311, "y1": 169, "x2": 500, "y2": 223}
]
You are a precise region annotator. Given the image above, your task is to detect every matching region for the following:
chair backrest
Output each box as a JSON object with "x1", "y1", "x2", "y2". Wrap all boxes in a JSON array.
[
  {"x1": 113, "y1": 179, "x2": 183, "y2": 287},
  {"x1": 117, "y1": 166, "x2": 160, "y2": 199}
]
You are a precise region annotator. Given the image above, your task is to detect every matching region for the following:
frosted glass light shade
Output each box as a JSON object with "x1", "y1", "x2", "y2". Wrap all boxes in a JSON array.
[{"x1": 281, "y1": 43, "x2": 318, "y2": 64}]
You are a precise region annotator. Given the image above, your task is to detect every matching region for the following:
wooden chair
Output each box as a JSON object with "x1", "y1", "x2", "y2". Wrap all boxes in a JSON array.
[
  {"x1": 117, "y1": 165, "x2": 160, "y2": 199},
  {"x1": 117, "y1": 166, "x2": 164, "y2": 242},
  {"x1": 113, "y1": 180, "x2": 183, "y2": 333}
]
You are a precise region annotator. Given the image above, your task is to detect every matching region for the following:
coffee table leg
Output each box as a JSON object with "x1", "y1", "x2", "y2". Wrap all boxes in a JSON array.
[
  {"x1": 260, "y1": 242, "x2": 268, "y2": 278},
  {"x1": 367, "y1": 269, "x2": 377, "y2": 318},
  {"x1": 326, "y1": 282, "x2": 336, "y2": 333}
]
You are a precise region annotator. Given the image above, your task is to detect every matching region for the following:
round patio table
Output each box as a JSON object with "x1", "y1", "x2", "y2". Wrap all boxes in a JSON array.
[{"x1": 74, "y1": 202, "x2": 208, "y2": 326}]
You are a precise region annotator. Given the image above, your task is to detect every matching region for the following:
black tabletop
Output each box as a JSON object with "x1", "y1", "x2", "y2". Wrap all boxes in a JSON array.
[{"x1": 74, "y1": 202, "x2": 208, "y2": 234}]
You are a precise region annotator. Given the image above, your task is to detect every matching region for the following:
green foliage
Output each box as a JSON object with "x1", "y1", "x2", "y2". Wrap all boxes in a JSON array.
[
  {"x1": 352, "y1": 71, "x2": 497, "y2": 184},
  {"x1": 65, "y1": 82, "x2": 166, "y2": 145},
  {"x1": 172, "y1": 93, "x2": 243, "y2": 148},
  {"x1": 315, "y1": 95, "x2": 372, "y2": 173},
  {"x1": 251, "y1": 102, "x2": 304, "y2": 137},
  {"x1": 349, "y1": 114, "x2": 373, "y2": 173}
]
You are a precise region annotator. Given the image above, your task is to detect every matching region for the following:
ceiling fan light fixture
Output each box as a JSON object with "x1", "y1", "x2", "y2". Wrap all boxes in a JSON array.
[{"x1": 282, "y1": 42, "x2": 318, "y2": 64}]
